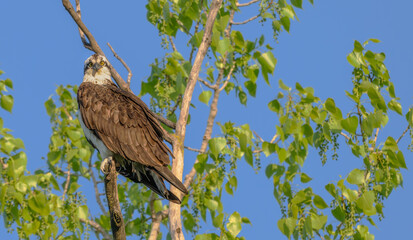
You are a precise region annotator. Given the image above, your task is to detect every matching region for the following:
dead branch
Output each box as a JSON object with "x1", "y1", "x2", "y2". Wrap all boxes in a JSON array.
[
  {"x1": 80, "y1": 218, "x2": 111, "y2": 240},
  {"x1": 89, "y1": 159, "x2": 107, "y2": 214},
  {"x1": 237, "y1": 0, "x2": 260, "y2": 7},
  {"x1": 170, "y1": 1, "x2": 224, "y2": 239},
  {"x1": 103, "y1": 157, "x2": 125, "y2": 240},
  {"x1": 107, "y1": 43, "x2": 133, "y2": 87}
]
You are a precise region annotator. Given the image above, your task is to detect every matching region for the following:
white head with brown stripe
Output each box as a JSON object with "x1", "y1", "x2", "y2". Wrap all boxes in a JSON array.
[{"x1": 83, "y1": 54, "x2": 112, "y2": 85}]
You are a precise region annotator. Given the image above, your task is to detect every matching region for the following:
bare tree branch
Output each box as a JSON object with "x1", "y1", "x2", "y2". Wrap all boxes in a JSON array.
[
  {"x1": 183, "y1": 8, "x2": 234, "y2": 190},
  {"x1": 340, "y1": 132, "x2": 351, "y2": 141},
  {"x1": 170, "y1": 1, "x2": 224, "y2": 239},
  {"x1": 237, "y1": 0, "x2": 260, "y2": 7},
  {"x1": 198, "y1": 78, "x2": 216, "y2": 90},
  {"x1": 89, "y1": 159, "x2": 107, "y2": 214},
  {"x1": 103, "y1": 157, "x2": 125, "y2": 240},
  {"x1": 169, "y1": 36, "x2": 178, "y2": 52},
  {"x1": 396, "y1": 125, "x2": 410, "y2": 144},
  {"x1": 107, "y1": 43, "x2": 133, "y2": 87},
  {"x1": 80, "y1": 218, "x2": 111, "y2": 240},
  {"x1": 231, "y1": 14, "x2": 260, "y2": 25},
  {"x1": 62, "y1": 170, "x2": 71, "y2": 201},
  {"x1": 184, "y1": 146, "x2": 204, "y2": 153}
]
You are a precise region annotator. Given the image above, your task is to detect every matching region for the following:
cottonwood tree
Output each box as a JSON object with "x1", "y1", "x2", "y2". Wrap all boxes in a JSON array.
[{"x1": 0, "y1": 0, "x2": 411, "y2": 240}]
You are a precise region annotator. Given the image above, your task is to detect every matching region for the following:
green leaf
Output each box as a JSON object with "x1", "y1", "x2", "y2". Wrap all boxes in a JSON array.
[
  {"x1": 268, "y1": 99, "x2": 281, "y2": 113},
  {"x1": 291, "y1": 0, "x2": 303, "y2": 8},
  {"x1": 278, "y1": 79, "x2": 290, "y2": 91},
  {"x1": 199, "y1": 90, "x2": 212, "y2": 105},
  {"x1": 216, "y1": 38, "x2": 232, "y2": 55},
  {"x1": 313, "y1": 195, "x2": 328, "y2": 209},
  {"x1": 244, "y1": 81, "x2": 257, "y2": 97},
  {"x1": 5, "y1": 78, "x2": 13, "y2": 89},
  {"x1": 341, "y1": 116, "x2": 358, "y2": 134},
  {"x1": 263, "y1": 142, "x2": 276, "y2": 157},
  {"x1": 331, "y1": 206, "x2": 345, "y2": 222},
  {"x1": 406, "y1": 108, "x2": 413, "y2": 127},
  {"x1": 1, "y1": 94, "x2": 14, "y2": 112},
  {"x1": 300, "y1": 173, "x2": 312, "y2": 183},
  {"x1": 347, "y1": 169, "x2": 365, "y2": 185},
  {"x1": 213, "y1": 213, "x2": 224, "y2": 228},
  {"x1": 232, "y1": 31, "x2": 245, "y2": 49},
  {"x1": 78, "y1": 205, "x2": 88, "y2": 219},
  {"x1": 239, "y1": 91, "x2": 247, "y2": 105},
  {"x1": 356, "y1": 191, "x2": 376, "y2": 216},
  {"x1": 367, "y1": 87, "x2": 386, "y2": 111},
  {"x1": 388, "y1": 99, "x2": 402, "y2": 115},
  {"x1": 277, "y1": 217, "x2": 296, "y2": 237},
  {"x1": 205, "y1": 199, "x2": 218, "y2": 211},
  {"x1": 280, "y1": 16, "x2": 290, "y2": 32},
  {"x1": 257, "y1": 51, "x2": 277, "y2": 75},
  {"x1": 208, "y1": 137, "x2": 226, "y2": 159},
  {"x1": 265, "y1": 164, "x2": 278, "y2": 178},
  {"x1": 311, "y1": 214, "x2": 327, "y2": 230},
  {"x1": 227, "y1": 212, "x2": 242, "y2": 237}
]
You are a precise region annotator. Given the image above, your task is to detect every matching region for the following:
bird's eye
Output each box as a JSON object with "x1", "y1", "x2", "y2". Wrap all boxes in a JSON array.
[
  {"x1": 88, "y1": 62, "x2": 93, "y2": 68},
  {"x1": 100, "y1": 61, "x2": 105, "y2": 66}
]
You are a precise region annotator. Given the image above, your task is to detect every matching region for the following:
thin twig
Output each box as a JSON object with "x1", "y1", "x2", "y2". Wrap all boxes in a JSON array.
[
  {"x1": 340, "y1": 132, "x2": 350, "y2": 141},
  {"x1": 198, "y1": 78, "x2": 216, "y2": 90},
  {"x1": 169, "y1": 36, "x2": 177, "y2": 52},
  {"x1": 89, "y1": 158, "x2": 107, "y2": 214},
  {"x1": 253, "y1": 130, "x2": 264, "y2": 142},
  {"x1": 396, "y1": 125, "x2": 410, "y2": 144},
  {"x1": 218, "y1": 65, "x2": 235, "y2": 92},
  {"x1": 237, "y1": 0, "x2": 260, "y2": 7},
  {"x1": 184, "y1": 146, "x2": 204, "y2": 153},
  {"x1": 62, "y1": 170, "x2": 71, "y2": 201},
  {"x1": 231, "y1": 14, "x2": 260, "y2": 25},
  {"x1": 270, "y1": 134, "x2": 278, "y2": 143},
  {"x1": 314, "y1": 231, "x2": 325, "y2": 240},
  {"x1": 107, "y1": 43, "x2": 133, "y2": 87},
  {"x1": 80, "y1": 218, "x2": 111, "y2": 240}
]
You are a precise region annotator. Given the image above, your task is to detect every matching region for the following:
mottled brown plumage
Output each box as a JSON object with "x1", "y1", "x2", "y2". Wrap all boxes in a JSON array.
[{"x1": 77, "y1": 54, "x2": 187, "y2": 204}]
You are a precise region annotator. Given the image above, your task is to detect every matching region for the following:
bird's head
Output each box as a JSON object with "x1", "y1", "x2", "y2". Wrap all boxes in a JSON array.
[{"x1": 83, "y1": 54, "x2": 111, "y2": 84}]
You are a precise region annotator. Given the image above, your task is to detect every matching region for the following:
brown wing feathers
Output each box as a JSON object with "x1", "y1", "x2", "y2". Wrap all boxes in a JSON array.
[{"x1": 77, "y1": 82, "x2": 188, "y2": 198}]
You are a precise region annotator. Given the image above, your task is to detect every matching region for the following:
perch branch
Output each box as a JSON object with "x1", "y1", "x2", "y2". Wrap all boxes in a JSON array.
[
  {"x1": 169, "y1": 36, "x2": 178, "y2": 52},
  {"x1": 104, "y1": 157, "x2": 125, "y2": 240}
]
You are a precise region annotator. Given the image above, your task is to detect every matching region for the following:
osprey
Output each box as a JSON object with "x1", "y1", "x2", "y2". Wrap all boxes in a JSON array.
[{"x1": 77, "y1": 54, "x2": 188, "y2": 204}]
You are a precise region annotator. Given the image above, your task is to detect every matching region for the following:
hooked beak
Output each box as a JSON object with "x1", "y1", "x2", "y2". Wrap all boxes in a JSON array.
[{"x1": 92, "y1": 63, "x2": 103, "y2": 76}]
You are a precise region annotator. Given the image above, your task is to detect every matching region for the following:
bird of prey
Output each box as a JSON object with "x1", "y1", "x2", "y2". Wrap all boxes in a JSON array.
[{"x1": 77, "y1": 54, "x2": 188, "y2": 204}]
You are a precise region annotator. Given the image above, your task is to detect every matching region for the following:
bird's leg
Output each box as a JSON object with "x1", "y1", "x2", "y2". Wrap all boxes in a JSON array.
[{"x1": 101, "y1": 156, "x2": 113, "y2": 175}]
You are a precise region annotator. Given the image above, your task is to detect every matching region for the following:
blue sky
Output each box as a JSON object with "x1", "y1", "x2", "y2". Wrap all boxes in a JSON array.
[{"x1": 1, "y1": 0, "x2": 412, "y2": 239}]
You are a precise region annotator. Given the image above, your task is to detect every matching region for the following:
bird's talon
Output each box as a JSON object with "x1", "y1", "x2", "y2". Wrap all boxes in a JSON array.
[{"x1": 101, "y1": 157, "x2": 112, "y2": 175}]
